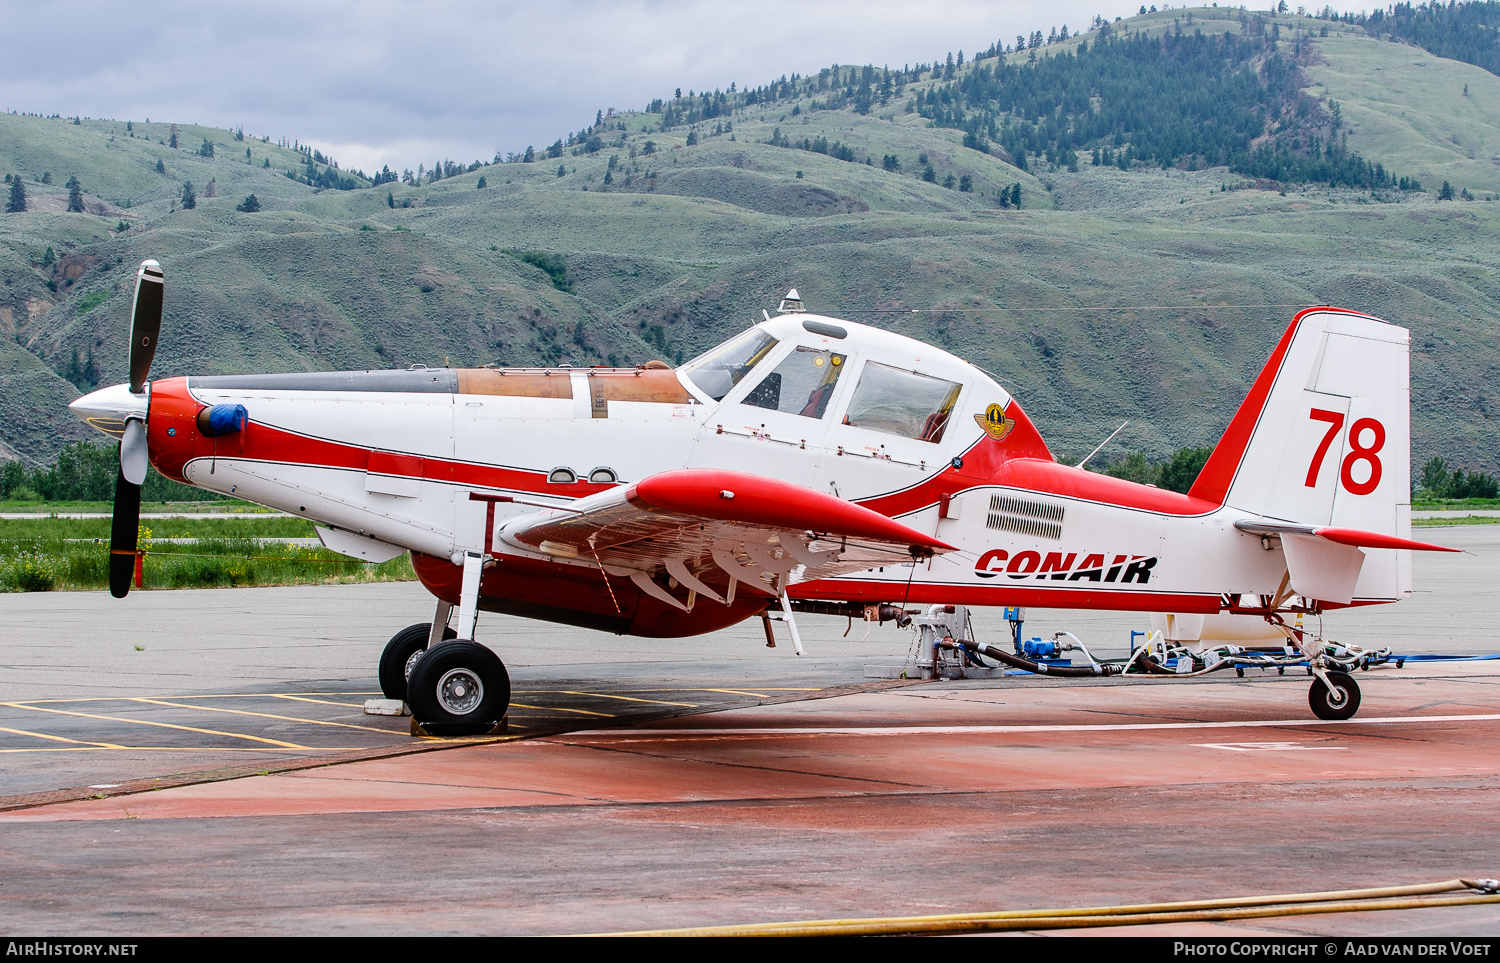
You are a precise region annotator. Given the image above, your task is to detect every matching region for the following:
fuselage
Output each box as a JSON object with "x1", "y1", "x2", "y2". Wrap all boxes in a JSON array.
[{"x1": 79, "y1": 312, "x2": 1409, "y2": 637}]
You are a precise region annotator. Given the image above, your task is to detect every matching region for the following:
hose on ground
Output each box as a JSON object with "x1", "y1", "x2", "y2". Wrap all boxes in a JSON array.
[
  {"x1": 596, "y1": 877, "x2": 1500, "y2": 937},
  {"x1": 941, "y1": 639, "x2": 1121, "y2": 677}
]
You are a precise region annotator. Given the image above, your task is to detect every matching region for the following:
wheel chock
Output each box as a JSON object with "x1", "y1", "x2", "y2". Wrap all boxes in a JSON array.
[{"x1": 364, "y1": 698, "x2": 407, "y2": 716}]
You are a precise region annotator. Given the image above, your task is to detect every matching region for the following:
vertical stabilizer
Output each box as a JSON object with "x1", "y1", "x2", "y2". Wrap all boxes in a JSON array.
[{"x1": 1189, "y1": 308, "x2": 1411, "y2": 599}]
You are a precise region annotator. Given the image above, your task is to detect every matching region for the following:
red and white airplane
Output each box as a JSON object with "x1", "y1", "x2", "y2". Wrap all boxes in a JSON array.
[{"x1": 70, "y1": 262, "x2": 1456, "y2": 733}]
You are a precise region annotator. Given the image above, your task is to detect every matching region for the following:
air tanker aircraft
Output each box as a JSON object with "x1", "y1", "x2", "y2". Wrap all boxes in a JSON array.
[{"x1": 69, "y1": 262, "x2": 1456, "y2": 734}]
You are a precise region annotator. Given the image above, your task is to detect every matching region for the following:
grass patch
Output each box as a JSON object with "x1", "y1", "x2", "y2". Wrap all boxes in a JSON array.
[
  {"x1": 1, "y1": 516, "x2": 315, "y2": 539},
  {"x1": 0, "y1": 517, "x2": 411, "y2": 592},
  {"x1": 1412, "y1": 515, "x2": 1500, "y2": 527},
  {"x1": 0, "y1": 499, "x2": 278, "y2": 514},
  {"x1": 74, "y1": 289, "x2": 110, "y2": 314},
  {"x1": 1412, "y1": 498, "x2": 1500, "y2": 510},
  {"x1": 0, "y1": 538, "x2": 415, "y2": 592}
]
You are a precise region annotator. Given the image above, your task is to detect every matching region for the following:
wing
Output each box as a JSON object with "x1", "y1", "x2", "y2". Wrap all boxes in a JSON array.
[{"x1": 492, "y1": 469, "x2": 953, "y2": 609}]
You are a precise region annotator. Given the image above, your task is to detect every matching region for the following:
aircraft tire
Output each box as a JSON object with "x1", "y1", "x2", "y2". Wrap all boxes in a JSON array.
[
  {"x1": 406, "y1": 639, "x2": 511, "y2": 737},
  {"x1": 1309, "y1": 670, "x2": 1361, "y2": 721},
  {"x1": 378, "y1": 622, "x2": 455, "y2": 701}
]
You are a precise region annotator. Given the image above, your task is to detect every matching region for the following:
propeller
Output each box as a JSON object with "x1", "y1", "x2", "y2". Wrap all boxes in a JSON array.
[{"x1": 110, "y1": 260, "x2": 164, "y2": 598}]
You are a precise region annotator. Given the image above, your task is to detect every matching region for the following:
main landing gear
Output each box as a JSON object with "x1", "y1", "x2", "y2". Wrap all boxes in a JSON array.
[
  {"x1": 382, "y1": 551, "x2": 513, "y2": 736},
  {"x1": 406, "y1": 639, "x2": 511, "y2": 736}
]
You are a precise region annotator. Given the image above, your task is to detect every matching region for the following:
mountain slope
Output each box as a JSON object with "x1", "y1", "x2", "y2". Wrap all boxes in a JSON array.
[{"x1": 2, "y1": 9, "x2": 1499, "y2": 476}]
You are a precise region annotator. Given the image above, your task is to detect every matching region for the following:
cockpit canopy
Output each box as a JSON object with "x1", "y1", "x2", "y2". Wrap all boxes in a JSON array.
[{"x1": 680, "y1": 313, "x2": 1002, "y2": 448}]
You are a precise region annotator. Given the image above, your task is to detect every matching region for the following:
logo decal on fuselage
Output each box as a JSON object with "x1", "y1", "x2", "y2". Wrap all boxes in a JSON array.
[
  {"x1": 975, "y1": 402, "x2": 1016, "y2": 441},
  {"x1": 975, "y1": 548, "x2": 1158, "y2": 584}
]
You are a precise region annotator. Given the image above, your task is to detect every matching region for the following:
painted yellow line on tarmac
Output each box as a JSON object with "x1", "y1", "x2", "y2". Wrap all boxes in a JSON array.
[
  {"x1": 128, "y1": 698, "x2": 400, "y2": 735},
  {"x1": 509, "y1": 702, "x2": 614, "y2": 718},
  {"x1": 600, "y1": 687, "x2": 819, "y2": 693},
  {"x1": 552, "y1": 691, "x2": 699, "y2": 708},
  {"x1": 0, "y1": 725, "x2": 129, "y2": 749},
  {"x1": 0, "y1": 746, "x2": 363, "y2": 753},
  {"x1": 699, "y1": 688, "x2": 777, "y2": 698},
  {"x1": 266, "y1": 694, "x2": 369, "y2": 708},
  {"x1": 1, "y1": 703, "x2": 312, "y2": 749},
  {"x1": 19, "y1": 692, "x2": 380, "y2": 704}
]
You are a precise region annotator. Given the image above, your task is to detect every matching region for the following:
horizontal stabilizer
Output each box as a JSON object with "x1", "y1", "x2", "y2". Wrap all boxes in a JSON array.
[{"x1": 1234, "y1": 519, "x2": 1458, "y2": 553}]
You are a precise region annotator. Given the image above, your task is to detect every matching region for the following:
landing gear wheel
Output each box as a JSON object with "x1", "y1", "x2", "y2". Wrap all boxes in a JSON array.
[
  {"x1": 1309, "y1": 670, "x2": 1361, "y2": 721},
  {"x1": 406, "y1": 640, "x2": 511, "y2": 737},
  {"x1": 379, "y1": 622, "x2": 455, "y2": 701}
]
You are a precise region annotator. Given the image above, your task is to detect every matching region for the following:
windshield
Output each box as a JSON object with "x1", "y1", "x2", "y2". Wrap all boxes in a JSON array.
[{"x1": 681, "y1": 329, "x2": 779, "y2": 401}]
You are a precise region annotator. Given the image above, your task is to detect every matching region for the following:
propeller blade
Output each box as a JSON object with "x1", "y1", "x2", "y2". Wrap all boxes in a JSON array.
[
  {"x1": 127, "y1": 260, "x2": 164, "y2": 394},
  {"x1": 109, "y1": 466, "x2": 141, "y2": 599}
]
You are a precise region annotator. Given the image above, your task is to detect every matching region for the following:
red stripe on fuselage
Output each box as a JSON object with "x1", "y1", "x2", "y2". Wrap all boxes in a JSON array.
[{"x1": 145, "y1": 377, "x2": 619, "y2": 498}]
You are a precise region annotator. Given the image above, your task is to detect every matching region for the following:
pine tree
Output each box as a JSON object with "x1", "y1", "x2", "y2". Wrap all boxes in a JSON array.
[
  {"x1": 169, "y1": 124, "x2": 179, "y2": 149},
  {"x1": 5, "y1": 175, "x2": 25, "y2": 213},
  {"x1": 181, "y1": 181, "x2": 196, "y2": 209},
  {"x1": 66, "y1": 175, "x2": 83, "y2": 212},
  {"x1": 198, "y1": 138, "x2": 214, "y2": 158},
  {"x1": 1440, "y1": 180, "x2": 1455, "y2": 200},
  {"x1": 155, "y1": 159, "x2": 165, "y2": 175},
  {"x1": 235, "y1": 194, "x2": 260, "y2": 212}
]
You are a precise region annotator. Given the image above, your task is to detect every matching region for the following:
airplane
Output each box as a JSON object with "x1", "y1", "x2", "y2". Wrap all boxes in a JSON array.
[{"x1": 68, "y1": 261, "x2": 1458, "y2": 734}]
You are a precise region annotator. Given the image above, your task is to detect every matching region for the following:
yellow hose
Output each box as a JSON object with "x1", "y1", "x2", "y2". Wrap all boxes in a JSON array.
[{"x1": 586, "y1": 878, "x2": 1500, "y2": 937}]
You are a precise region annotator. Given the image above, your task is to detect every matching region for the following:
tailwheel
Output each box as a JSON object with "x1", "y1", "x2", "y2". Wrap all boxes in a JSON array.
[
  {"x1": 406, "y1": 640, "x2": 511, "y2": 737},
  {"x1": 1309, "y1": 669, "x2": 1361, "y2": 721},
  {"x1": 378, "y1": 622, "x2": 456, "y2": 701}
]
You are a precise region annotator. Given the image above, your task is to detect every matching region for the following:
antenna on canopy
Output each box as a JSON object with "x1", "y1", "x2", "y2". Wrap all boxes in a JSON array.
[{"x1": 777, "y1": 288, "x2": 803, "y2": 313}]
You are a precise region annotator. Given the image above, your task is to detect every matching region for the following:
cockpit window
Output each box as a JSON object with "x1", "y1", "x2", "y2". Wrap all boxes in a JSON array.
[
  {"x1": 742, "y1": 347, "x2": 846, "y2": 419},
  {"x1": 843, "y1": 362, "x2": 963, "y2": 443},
  {"x1": 682, "y1": 329, "x2": 779, "y2": 401}
]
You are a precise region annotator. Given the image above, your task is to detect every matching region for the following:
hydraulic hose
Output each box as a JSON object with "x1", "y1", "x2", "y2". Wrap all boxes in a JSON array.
[{"x1": 942, "y1": 639, "x2": 1121, "y2": 677}]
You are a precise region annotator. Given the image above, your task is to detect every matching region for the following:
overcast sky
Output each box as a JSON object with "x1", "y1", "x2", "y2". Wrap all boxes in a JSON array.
[{"x1": 5, "y1": 1, "x2": 1313, "y2": 176}]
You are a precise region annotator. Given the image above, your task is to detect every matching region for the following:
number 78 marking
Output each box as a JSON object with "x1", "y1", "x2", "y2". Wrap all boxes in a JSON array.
[{"x1": 1306, "y1": 408, "x2": 1384, "y2": 495}]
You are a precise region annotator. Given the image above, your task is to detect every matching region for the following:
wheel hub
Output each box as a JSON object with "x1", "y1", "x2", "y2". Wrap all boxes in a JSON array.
[
  {"x1": 436, "y1": 668, "x2": 483, "y2": 715},
  {"x1": 404, "y1": 647, "x2": 426, "y2": 681}
]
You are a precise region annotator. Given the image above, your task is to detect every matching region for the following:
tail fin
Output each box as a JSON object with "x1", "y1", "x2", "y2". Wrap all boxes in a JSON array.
[{"x1": 1190, "y1": 308, "x2": 1411, "y2": 538}]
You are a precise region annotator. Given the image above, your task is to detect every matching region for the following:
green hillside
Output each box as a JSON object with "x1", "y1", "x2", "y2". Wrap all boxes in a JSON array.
[{"x1": 3, "y1": 8, "x2": 1500, "y2": 477}]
